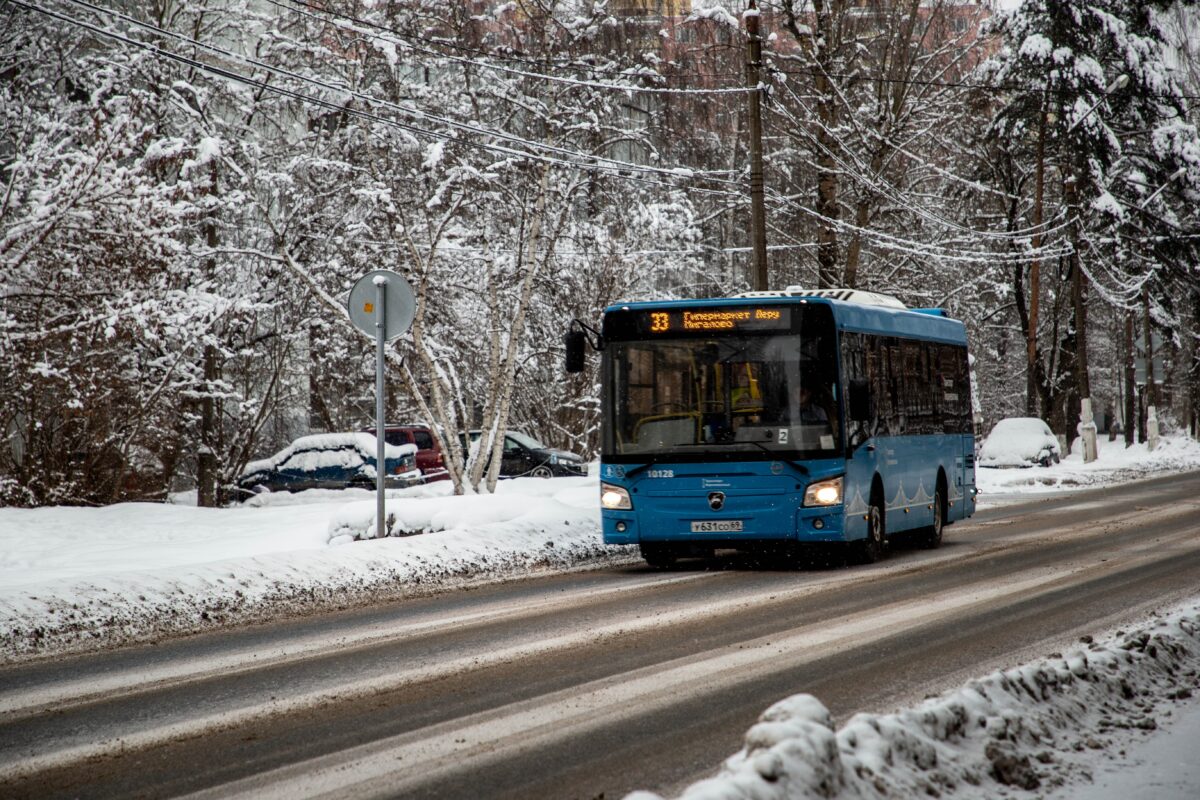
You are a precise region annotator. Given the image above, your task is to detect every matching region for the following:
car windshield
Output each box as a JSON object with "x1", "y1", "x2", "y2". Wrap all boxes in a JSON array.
[
  {"x1": 506, "y1": 431, "x2": 546, "y2": 450},
  {"x1": 468, "y1": 430, "x2": 547, "y2": 450},
  {"x1": 602, "y1": 314, "x2": 841, "y2": 460}
]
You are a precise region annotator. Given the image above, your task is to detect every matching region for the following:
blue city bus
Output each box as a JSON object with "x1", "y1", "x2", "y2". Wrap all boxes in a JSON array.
[{"x1": 566, "y1": 288, "x2": 976, "y2": 567}]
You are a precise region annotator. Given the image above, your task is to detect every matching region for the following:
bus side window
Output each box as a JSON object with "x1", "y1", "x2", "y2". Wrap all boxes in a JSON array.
[{"x1": 842, "y1": 332, "x2": 874, "y2": 447}]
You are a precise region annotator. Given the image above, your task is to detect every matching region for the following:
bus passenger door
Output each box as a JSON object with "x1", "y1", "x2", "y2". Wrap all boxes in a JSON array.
[{"x1": 843, "y1": 376, "x2": 878, "y2": 541}]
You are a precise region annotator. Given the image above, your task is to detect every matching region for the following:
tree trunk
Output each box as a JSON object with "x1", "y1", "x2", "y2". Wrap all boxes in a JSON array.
[
  {"x1": 197, "y1": 162, "x2": 221, "y2": 507},
  {"x1": 197, "y1": 343, "x2": 218, "y2": 507},
  {"x1": 813, "y1": 0, "x2": 840, "y2": 289},
  {"x1": 843, "y1": 0, "x2": 921, "y2": 289}
]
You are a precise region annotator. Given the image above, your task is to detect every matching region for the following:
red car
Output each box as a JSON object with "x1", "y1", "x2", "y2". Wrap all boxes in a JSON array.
[{"x1": 363, "y1": 424, "x2": 449, "y2": 482}]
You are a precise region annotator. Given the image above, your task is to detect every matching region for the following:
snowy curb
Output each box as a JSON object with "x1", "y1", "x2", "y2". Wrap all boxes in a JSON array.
[
  {"x1": 0, "y1": 477, "x2": 638, "y2": 664},
  {"x1": 0, "y1": 538, "x2": 635, "y2": 664},
  {"x1": 631, "y1": 604, "x2": 1200, "y2": 800}
]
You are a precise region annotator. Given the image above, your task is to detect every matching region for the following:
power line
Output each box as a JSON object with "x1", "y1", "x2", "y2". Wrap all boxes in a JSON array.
[
  {"x1": 765, "y1": 189, "x2": 1073, "y2": 265},
  {"x1": 768, "y1": 77, "x2": 1074, "y2": 244},
  {"x1": 14, "y1": 0, "x2": 1115, "y2": 264},
  {"x1": 280, "y1": 0, "x2": 749, "y2": 84},
  {"x1": 285, "y1": 0, "x2": 1200, "y2": 104},
  {"x1": 770, "y1": 61, "x2": 1200, "y2": 102},
  {"x1": 269, "y1": 0, "x2": 753, "y2": 97},
  {"x1": 58, "y1": 0, "x2": 740, "y2": 182},
  {"x1": 24, "y1": 0, "x2": 743, "y2": 195}
]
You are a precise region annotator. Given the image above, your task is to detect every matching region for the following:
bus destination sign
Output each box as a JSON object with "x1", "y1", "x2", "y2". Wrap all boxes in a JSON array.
[{"x1": 646, "y1": 306, "x2": 791, "y2": 335}]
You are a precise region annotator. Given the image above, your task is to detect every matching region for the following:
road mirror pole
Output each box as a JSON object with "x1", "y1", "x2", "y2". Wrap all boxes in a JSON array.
[
  {"x1": 348, "y1": 269, "x2": 415, "y2": 540},
  {"x1": 374, "y1": 275, "x2": 388, "y2": 539}
]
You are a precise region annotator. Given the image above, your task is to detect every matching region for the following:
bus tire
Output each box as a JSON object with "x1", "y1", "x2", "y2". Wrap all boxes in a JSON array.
[
  {"x1": 919, "y1": 480, "x2": 946, "y2": 549},
  {"x1": 640, "y1": 544, "x2": 677, "y2": 569},
  {"x1": 853, "y1": 490, "x2": 886, "y2": 564}
]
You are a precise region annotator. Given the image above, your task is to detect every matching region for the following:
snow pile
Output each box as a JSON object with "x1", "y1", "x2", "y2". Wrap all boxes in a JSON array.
[
  {"x1": 631, "y1": 604, "x2": 1200, "y2": 800},
  {"x1": 0, "y1": 476, "x2": 625, "y2": 662},
  {"x1": 977, "y1": 433, "x2": 1200, "y2": 497}
]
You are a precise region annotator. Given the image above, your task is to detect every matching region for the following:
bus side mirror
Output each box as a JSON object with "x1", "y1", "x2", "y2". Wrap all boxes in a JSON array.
[
  {"x1": 565, "y1": 330, "x2": 587, "y2": 373},
  {"x1": 848, "y1": 378, "x2": 870, "y2": 421}
]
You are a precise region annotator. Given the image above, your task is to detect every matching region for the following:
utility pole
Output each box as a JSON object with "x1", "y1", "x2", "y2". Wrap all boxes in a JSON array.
[
  {"x1": 744, "y1": 0, "x2": 768, "y2": 291},
  {"x1": 1027, "y1": 95, "x2": 1047, "y2": 417}
]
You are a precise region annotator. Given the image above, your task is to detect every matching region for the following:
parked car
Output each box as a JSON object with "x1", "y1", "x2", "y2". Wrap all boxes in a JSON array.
[
  {"x1": 978, "y1": 417, "x2": 1062, "y2": 468},
  {"x1": 363, "y1": 423, "x2": 448, "y2": 482},
  {"x1": 236, "y1": 433, "x2": 421, "y2": 496},
  {"x1": 465, "y1": 430, "x2": 587, "y2": 478}
]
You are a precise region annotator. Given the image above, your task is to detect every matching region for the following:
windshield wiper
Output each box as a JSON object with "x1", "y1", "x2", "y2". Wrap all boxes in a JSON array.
[{"x1": 740, "y1": 439, "x2": 809, "y2": 475}]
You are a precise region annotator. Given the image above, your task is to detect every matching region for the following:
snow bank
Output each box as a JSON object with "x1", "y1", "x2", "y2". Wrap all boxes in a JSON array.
[
  {"x1": 977, "y1": 433, "x2": 1200, "y2": 498},
  {"x1": 631, "y1": 603, "x2": 1200, "y2": 800},
  {"x1": 0, "y1": 476, "x2": 627, "y2": 663}
]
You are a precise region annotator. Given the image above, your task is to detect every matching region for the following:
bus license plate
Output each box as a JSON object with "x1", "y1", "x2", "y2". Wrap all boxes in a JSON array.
[{"x1": 691, "y1": 520, "x2": 744, "y2": 533}]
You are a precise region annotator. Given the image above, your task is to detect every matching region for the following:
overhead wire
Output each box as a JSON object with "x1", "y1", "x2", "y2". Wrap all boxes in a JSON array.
[
  {"x1": 764, "y1": 187, "x2": 1073, "y2": 265},
  {"x1": 12, "y1": 0, "x2": 1122, "y2": 266},
  {"x1": 268, "y1": 0, "x2": 754, "y2": 96},
  {"x1": 291, "y1": 0, "x2": 1200, "y2": 101},
  {"x1": 26, "y1": 0, "x2": 745, "y2": 193},
  {"x1": 772, "y1": 63, "x2": 1200, "y2": 102},
  {"x1": 767, "y1": 75, "x2": 1074, "y2": 246}
]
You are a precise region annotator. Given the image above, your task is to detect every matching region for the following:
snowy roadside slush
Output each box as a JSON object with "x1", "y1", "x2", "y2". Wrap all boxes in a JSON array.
[
  {"x1": 0, "y1": 475, "x2": 631, "y2": 663},
  {"x1": 629, "y1": 602, "x2": 1200, "y2": 800}
]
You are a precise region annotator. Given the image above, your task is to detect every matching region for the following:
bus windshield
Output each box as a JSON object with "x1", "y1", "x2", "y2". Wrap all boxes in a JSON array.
[{"x1": 603, "y1": 324, "x2": 841, "y2": 461}]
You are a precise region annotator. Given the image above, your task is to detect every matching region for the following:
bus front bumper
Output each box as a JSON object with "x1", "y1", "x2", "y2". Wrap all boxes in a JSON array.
[{"x1": 602, "y1": 505, "x2": 846, "y2": 546}]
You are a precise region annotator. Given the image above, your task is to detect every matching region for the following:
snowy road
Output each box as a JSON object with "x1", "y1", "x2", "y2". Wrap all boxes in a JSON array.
[{"x1": 2, "y1": 471, "x2": 1199, "y2": 799}]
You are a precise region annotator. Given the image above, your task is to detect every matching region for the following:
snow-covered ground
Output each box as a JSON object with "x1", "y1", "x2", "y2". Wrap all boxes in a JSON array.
[{"x1": 2, "y1": 436, "x2": 1200, "y2": 797}]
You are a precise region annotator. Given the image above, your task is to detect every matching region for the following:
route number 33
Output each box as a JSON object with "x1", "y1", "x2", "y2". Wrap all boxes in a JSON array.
[{"x1": 650, "y1": 312, "x2": 670, "y2": 333}]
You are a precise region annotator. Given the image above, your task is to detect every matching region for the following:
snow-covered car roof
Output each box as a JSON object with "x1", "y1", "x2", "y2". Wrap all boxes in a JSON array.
[
  {"x1": 978, "y1": 417, "x2": 1060, "y2": 468},
  {"x1": 242, "y1": 433, "x2": 417, "y2": 477}
]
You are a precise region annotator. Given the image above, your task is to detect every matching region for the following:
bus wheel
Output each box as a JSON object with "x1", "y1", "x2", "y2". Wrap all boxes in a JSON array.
[
  {"x1": 640, "y1": 544, "x2": 677, "y2": 569},
  {"x1": 919, "y1": 484, "x2": 946, "y2": 549},
  {"x1": 854, "y1": 499, "x2": 885, "y2": 564}
]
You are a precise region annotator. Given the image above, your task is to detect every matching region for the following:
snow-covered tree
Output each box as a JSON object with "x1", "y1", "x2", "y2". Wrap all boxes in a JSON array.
[{"x1": 982, "y1": 0, "x2": 1200, "y2": 437}]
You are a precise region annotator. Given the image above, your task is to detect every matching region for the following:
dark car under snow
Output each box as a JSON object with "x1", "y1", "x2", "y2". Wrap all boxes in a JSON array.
[
  {"x1": 465, "y1": 430, "x2": 587, "y2": 478},
  {"x1": 236, "y1": 433, "x2": 421, "y2": 497}
]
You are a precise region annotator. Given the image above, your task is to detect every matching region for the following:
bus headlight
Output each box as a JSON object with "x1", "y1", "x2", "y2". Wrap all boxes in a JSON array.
[
  {"x1": 601, "y1": 483, "x2": 633, "y2": 510},
  {"x1": 803, "y1": 477, "x2": 843, "y2": 507}
]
